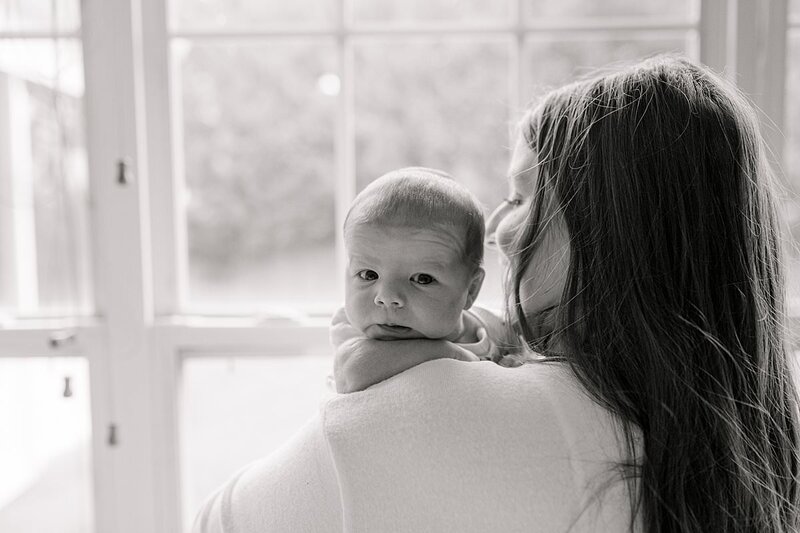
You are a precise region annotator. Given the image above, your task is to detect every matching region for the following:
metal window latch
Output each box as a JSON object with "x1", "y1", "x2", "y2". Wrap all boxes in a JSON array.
[
  {"x1": 49, "y1": 330, "x2": 76, "y2": 349},
  {"x1": 108, "y1": 424, "x2": 118, "y2": 447},
  {"x1": 117, "y1": 158, "x2": 133, "y2": 185}
]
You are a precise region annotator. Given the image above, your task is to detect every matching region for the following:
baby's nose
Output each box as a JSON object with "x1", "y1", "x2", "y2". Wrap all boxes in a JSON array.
[{"x1": 374, "y1": 285, "x2": 404, "y2": 308}]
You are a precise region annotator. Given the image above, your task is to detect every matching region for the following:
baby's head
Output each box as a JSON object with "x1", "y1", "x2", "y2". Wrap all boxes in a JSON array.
[{"x1": 343, "y1": 167, "x2": 486, "y2": 340}]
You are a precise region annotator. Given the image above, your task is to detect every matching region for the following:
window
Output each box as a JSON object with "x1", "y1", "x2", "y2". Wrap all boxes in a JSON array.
[
  {"x1": 165, "y1": 0, "x2": 699, "y2": 313},
  {"x1": 180, "y1": 353, "x2": 333, "y2": 527},
  {"x1": 0, "y1": 1, "x2": 796, "y2": 532},
  {"x1": 157, "y1": 4, "x2": 700, "y2": 528},
  {"x1": 0, "y1": 2, "x2": 95, "y2": 532}
]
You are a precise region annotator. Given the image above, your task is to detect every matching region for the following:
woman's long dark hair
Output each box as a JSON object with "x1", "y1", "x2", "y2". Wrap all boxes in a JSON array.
[{"x1": 509, "y1": 55, "x2": 800, "y2": 532}]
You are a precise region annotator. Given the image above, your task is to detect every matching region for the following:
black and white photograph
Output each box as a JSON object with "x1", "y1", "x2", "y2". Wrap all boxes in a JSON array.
[{"x1": 1, "y1": 0, "x2": 800, "y2": 532}]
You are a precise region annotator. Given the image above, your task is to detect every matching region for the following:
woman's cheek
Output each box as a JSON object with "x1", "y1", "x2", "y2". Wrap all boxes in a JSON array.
[
  {"x1": 518, "y1": 232, "x2": 570, "y2": 316},
  {"x1": 495, "y1": 210, "x2": 526, "y2": 258}
]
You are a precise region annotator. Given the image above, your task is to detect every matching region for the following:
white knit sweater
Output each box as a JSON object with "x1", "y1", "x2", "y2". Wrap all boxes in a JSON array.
[{"x1": 193, "y1": 359, "x2": 639, "y2": 533}]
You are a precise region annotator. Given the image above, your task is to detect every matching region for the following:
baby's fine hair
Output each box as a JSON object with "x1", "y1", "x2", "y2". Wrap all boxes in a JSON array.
[{"x1": 344, "y1": 167, "x2": 485, "y2": 271}]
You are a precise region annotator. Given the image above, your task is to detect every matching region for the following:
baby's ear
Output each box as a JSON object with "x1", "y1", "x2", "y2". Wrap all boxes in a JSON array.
[{"x1": 464, "y1": 268, "x2": 485, "y2": 310}]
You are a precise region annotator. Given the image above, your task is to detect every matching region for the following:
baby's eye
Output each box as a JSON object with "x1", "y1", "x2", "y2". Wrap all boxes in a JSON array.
[
  {"x1": 411, "y1": 273, "x2": 436, "y2": 285},
  {"x1": 357, "y1": 269, "x2": 378, "y2": 281}
]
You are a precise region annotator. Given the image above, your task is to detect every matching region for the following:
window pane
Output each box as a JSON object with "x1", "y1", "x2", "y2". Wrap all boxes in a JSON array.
[
  {"x1": 0, "y1": 0, "x2": 80, "y2": 32},
  {"x1": 180, "y1": 353, "x2": 333, "y2": 531},
  {"x1": 0, "y1": 357, "x2": 93, "y2": 533},
  {"x1": 352, "y1": 0, "x2": 511, "y2": 24},
  {"x1": 788, "y1": 31, "x2": 800, "y2": 186},
  {"x1": 175, "y1": 41, "x2": 337, "y2": 308},
  {"x1": 169, "y1": 0, "x2": 335, "y2": 30},
  {"x1": 354, "y1": 38, "x2": 509, "y2": 208},
  {"x1": 524, "y1": 32, "x2": 692, "y2": 91},
  {"x1": 0, "y1": 39, "x2": 92, "y2": 318},
  {"x1": 354, "y1": 38, "x2": 510, "y2": 305},
  {"x1": 526, "y1": 0, "x2": 695, "y2": 20}
]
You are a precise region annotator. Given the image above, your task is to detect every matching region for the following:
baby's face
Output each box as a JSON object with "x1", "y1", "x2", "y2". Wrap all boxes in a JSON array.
[{"x1": 344, "y1": 223, "x2": 481, "y2": 340}]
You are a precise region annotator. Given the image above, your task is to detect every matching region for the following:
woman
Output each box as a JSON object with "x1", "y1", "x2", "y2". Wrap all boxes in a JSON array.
[{"x1": 194, "y1": 55, "x2": 800, "y2": 532}]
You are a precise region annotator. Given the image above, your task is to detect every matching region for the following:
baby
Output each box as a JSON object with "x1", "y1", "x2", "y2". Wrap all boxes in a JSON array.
[{"x1": 330, "y1": 167, "x2": 515, "y2": 393}]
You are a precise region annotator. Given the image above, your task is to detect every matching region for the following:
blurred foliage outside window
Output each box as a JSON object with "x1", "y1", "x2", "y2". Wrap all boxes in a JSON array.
[
  {"x1": 175, "y1": 0, "x2": 699, "y2": 311},
  {"x1": 178, "y1": 41, "x2": 338, "y2": 307}
]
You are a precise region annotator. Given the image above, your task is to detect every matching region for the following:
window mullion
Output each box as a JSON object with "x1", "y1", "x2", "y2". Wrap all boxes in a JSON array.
[
  {"x1": 335, "y1": 0, "x2": 355, "y2": 295},
  {"x1": 756, "y1": 0, "x2": 789, "y2": 186},
  {"x1": 142, "y1": 0, "x2": 184, "y2": 317},
  {"x1": 139, "y1": 1, "x2": 186, "y2": 530},
  {"x1": 729, "y1": 0, "x2": 789, "y2": 186},
  {"x1": 82, "y1": 0, "x2": 157, "y2": 531},
  {"x1": 699, "y1": 0, "x2": 728, "y2": 73},
  {"x1": 512, "y1": 0, "x2": 525, "y2": 123}
]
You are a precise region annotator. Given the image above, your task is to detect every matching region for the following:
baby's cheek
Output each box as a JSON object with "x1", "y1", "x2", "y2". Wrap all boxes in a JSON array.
[
  {"x1": 344, "y1": 292, "x2": 370, "y2": 329},
  {"x1": 425, "y1": 294, "x2": 465, "y2": 330}
]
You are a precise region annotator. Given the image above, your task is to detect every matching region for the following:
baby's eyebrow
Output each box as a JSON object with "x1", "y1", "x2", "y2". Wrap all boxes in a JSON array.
[
  {"x1": 346, "y1": 254, "x2": 377, "y2": 266},
  {"x1": 415, "y1": 264, "x2": 445, "y2": 272},
  {"x1": 416, "y1": 257, "x2": 457, "y2": 271}
]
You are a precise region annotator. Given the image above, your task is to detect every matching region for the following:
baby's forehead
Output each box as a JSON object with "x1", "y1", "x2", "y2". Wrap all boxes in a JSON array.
[
  {"x1": 345, "y1": 221, "x2": 467, "y2": 260},
  {"x1": 346, "y1": 219, "x2": 463, "y2": 239}
]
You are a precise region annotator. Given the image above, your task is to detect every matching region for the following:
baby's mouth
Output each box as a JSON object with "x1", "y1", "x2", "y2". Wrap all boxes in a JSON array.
[
  {"x1": 368, "y1": 323, "x2": 423, "y2": 340},
  {"x1": 379, "y1": 324, "x2": 412, "y2": 333}
]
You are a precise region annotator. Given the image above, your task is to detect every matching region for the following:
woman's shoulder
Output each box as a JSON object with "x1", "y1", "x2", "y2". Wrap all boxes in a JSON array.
[
  {"x1": 192, "y1": 360, "x2": 637, "y2": 533},
  {"x1": 326, "y1": 359, "x2": 613, "y2": 431},
  {"x1": 321, "y1": 360, "x2": 635, "y2": 532},
  {"x1": 326, "y1": 359, "x2": 627, "y2": 459}
]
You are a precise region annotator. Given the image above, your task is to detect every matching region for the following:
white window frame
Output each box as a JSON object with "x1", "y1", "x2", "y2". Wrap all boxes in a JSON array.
[{"x1": 0, "y1": 1, "x2": 794, "y2": 532}]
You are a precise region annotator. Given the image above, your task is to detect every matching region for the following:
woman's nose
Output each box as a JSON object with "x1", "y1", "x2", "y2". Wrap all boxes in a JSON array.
[
  {"x1": 374, "y1": 283, "x2": 404, "y2": 308},
  {"x1": 485, "y1": 201, "x2": 512, "y2": 245}
]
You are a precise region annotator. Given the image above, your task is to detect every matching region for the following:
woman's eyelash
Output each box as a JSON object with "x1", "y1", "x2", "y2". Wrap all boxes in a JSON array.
[{"x1": 504, "y1": 197, "x2": 523, "y2": 206}]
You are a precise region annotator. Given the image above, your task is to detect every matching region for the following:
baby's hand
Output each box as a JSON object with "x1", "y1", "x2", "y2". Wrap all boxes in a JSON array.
[
  {"x1": 496, "y1": 354, "x2": 526, "y2": 368},
  {"x1": 334, "y1": 337, "x2": 478, "y2": 393}
]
